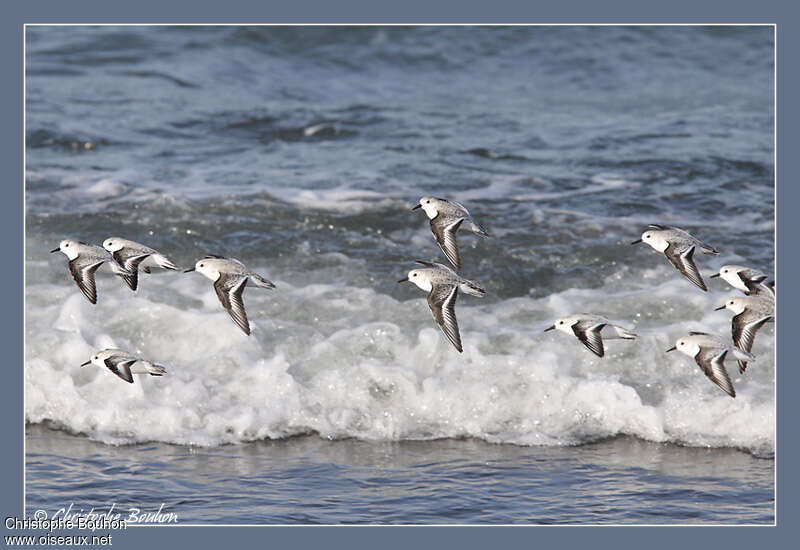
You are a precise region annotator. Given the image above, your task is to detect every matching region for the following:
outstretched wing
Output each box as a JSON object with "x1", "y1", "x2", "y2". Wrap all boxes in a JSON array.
[
  {"x1": 664, "y1": 243, "x2": 707, "y2": 291},
  {"x1": 427, "y1": 284, "x2": 462, "y2": 352},
  {"x1": 112, "y1": 250, "x2": 151, "y2": 291},
  {"x1": 732, "y1": 313, "x2": 772, "y2": 373},
  {"x1": 214, "y1": 273, "x2": 251, "y2": 335},
  {"x1": 572, "y1": 321, "x2": 607, "y2": 358},
  {"x1": 68, "y1": 258, "x2": 105, "y2": 304},
  {"x1": 695, "y1": 349, "x2": 735, "y2": 397},
  {"x1": 430, "y1": 217, "x2": 464, "y2": 270},
  {"x1": 103, "y1": 357, "x2": 137, "y2": 384}
]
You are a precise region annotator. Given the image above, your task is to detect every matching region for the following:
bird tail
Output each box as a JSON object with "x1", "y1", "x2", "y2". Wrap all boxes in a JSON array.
[
  {"x1": 613, "y1": 326, "x2": 638, "y2": 340},
  {"x1": 144, "y1": 362, "x2": 167, "y2": 377},
  {"x1": 700, "y1": 242, "x2": 719, "y2": 255},
  {"x1": 249, "y1": 273, "x2": 276, "y2": 289},
  {"x1": 731, "y1": 347, "x2": 755, "y2": 363},
  {"x1": 470, "y1": 221, "x2": 489, "y2": 238},
  {"x1": 461, "y1": 279, "x2": 485, "y2": 297},
  {"x1": 152, "y1": 254, "x2": 179, "y2": 271}
]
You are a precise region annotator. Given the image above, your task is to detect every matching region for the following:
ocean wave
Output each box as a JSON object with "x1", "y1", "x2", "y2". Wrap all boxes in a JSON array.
[{"x1": 25, "y1": 252, "x2": 774, "y2": 456}]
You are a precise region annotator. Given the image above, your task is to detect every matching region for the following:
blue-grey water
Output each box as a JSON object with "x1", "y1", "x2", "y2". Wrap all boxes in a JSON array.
[{"x1": 25, "y1": 26, "x2": 774, "y2": 524}]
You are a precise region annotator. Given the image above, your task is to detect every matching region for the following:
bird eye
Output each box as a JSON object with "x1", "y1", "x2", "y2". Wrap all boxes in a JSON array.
[
  {"x1": 412, "y1": 273, "x2": 417, "y2": 277},
  {"x1": 723, "y1": 269, "x2": 728, "y2": 273},
  {"x1": 645, "y1": 235, "x2": 650, "y2": 239},
  {"x1": 426, "y1": 200, "x2": 430, "y2": 204},
  {"x1": 65, "y1": 243, "x2": 70, "y2": 247},
  {"x1": 680, "y1": 342, "x2": 684, "y2": 346},
  {"x1": 558, "y1": 321, "x2": 564, "y2": 325},
  {"x1": 199, "y1": 263, "x2": 204, "y2": 268}
]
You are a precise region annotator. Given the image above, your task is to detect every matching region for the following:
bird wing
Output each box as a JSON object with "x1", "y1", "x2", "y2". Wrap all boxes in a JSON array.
[
  {"x1": 427, "y1": 284, "x2": 462, "y2": 352},
  {"x1": 695, "y1": 348, "x2": 735, "y2": 397},
  {"x1": 664, "y1": 243, "x2": 707, "y2": 291},
  {"x1": 430, "y1": 216, "x2": 464, "y2": 270},
  {"x1": 103, "y1": 357, "x2": 137, "y2": 384},
  {"x1": 572, "y1": 321, "x2": 607, "y2": 357},
  {"x1": 732, "y1": 313, "x2": 772, "y2": 373},
  {"x1": 214, "y1": 273, "x2": 251, "y2": 335},
  {"x1": 68, "y1": 258, "x2": 105, "y2": 304},
  {"x1": 112, "y1": 250, "x2": 151, "y2": 291}
]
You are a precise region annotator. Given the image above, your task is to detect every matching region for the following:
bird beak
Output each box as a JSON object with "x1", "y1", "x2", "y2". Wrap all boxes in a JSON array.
[
  {"x1": 715, "y1": 305, "x2": 727, "y2": 311},
  {"x1": 184, "y1": 267, "x2": 195, "y2": 273},
  {"x1": 397, "y1": 277, "x2": 408, "y2": 283},
  {"x1": 50, "y1": 248, "x2": 60, "y2": 253},
  {"x1": 80, "y1": 360, "x2": 91, "y2": 367},
  {"x1": 665, "y1": 346, "x2": 677, "y2": 353},
  {"x1": 411, "y1": 204, "x2": 421, "y2": 211},
  {"x1": 543, "y1": 325, "x2": 555, "y2": 332},
  {"x1": 630, "y1": 239, "x2": 642, "y2": 245},
  {"x1": 710, "y1": 273, "x2": 720, "y2": 278}
]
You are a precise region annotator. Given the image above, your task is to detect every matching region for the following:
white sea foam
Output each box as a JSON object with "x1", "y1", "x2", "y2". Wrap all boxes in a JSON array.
[{"x1": 25, "y1": 250, "x2": 774, "y2": 455}]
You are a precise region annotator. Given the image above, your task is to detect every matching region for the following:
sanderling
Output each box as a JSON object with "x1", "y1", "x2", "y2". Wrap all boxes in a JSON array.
[
  {"x1": 413, "y1": 196, "x2": 489, "y2": 270},
  {"x1": 102, "y1": 237, "x2": 179, "y2": 291},
  {"x1": 81, "y1": 348, "x2": 167, "y2": 384},
  {"x1": 51, "y1": 239, "x2": 133, "y2": 304},
  {"x1": 715, "y1": 294, "x2": 775, "y2": 373},
  {"x1": 666, "y1": 332, "x2": 754, "y2": 398},
  {"x1": 185, "y1": 255, "x2": 275, "y2": 335},
  {"x1": 398, "y1": 260, "x2": 485, "y2": 352},
  {"x1": 631, "y1": 224, "x2": 719, "y2": 291},
  {"x1": 543, "y1": 314, "x2": 637, "y2": 358},
  {"x1": 710, "y1": 264, "x2": 775, "y2": 297}
]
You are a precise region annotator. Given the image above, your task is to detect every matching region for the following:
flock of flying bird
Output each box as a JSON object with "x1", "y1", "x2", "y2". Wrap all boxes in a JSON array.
[{"x1": 51, "y1": 196, "x2": 775, "y2": 398}]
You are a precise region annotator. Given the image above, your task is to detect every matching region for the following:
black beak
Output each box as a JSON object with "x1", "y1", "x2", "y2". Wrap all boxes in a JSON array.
[
  {"x1": 80, "y1": 360, "x2": 91, "y2": 367},
  {"x1": 715, "y1": 305, "x2": 727, "y2": 311},
  {"x1": 184, "y1": 267, "x2": 195, "y2": 273},
  {"x1": 50, "y1": 248, "x2": 60, "y2": 253},
  {"x1": 397, "y1": 277, "x2": 408, "y2": 283},
  {"x1": 630, "y1": 239, "x2": 642, "y2": 245},
  {"x1": 665, "y1": 346, "x2": 677, "y2": 353},
  {"x1": 411, "y1": 204, "x2": 421, "y2": 211},
  {"x1": 710, "y1": 273, "x2": 720, "y2": 278},
  {"x1": 543, "y1": 325, "x2": 555, "y2": 332}
]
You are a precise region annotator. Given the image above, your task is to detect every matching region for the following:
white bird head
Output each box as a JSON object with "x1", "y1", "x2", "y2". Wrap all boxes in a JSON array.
[
  {"x1": 666, "y1": 337, "x2": 701, "y2": 358},
  {"x1": 185, "y1": 259, "x2": 221, "y2": 281},
  {"x1": 716, "y1": 297, "x2": 748, "y2": 315},
  {"x1": 632, "y1": 230, "x2": 669, "y2": 252},
  {"x1": 80, "y1": 349, "x2": 117, "y2": 369},
  {"x1": 544, "y1": 316, "x2": 578, "y2": 335},
  {"x1": 711, "y1": 265, "x2": 749, "y2": 292},
  {"x1": 51, "y1": 239, "x2": 80, "y2": 260},
  {"x1": 102, "y1": 237, "x2": 125, "y2": 253},
  {"x1": 412, "y1": 196, "x2": 443, "y2": 219},
  {"x1": 397, "y1": 269, "x2": 432, "y2": 292}
]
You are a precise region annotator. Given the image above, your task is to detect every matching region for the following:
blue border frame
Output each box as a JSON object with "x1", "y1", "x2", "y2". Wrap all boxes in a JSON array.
[{"x1": 5, "y1": 1, "x2": 795, "y2": 548}]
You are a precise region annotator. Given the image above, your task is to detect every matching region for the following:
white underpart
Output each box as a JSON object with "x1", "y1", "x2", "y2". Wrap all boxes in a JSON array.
[
  {"x1": 724, "y1": 299, "x2": 748, "y2": 315},
  {"x1": 407, "y1": 270, "x2": 433, "y2": 292},
  {"x1": 641, "y1": 231, "x2": 670, "y2": 253},
  {"x1": 719, "y1": 266, "x2": 750, "y2": 292},
  {"x1": 59, "y1": 240, "x2": 80, "y2": 261}
]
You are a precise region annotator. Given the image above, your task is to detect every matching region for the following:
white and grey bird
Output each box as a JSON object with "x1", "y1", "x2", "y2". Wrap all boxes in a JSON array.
[
  {"x1": 185, "y1": 255, "x2": 275, "y2": 335},
  {"x1": 543, "y1": 314, "x2": 637, "y2": 358},
  {"x1": 715, "y1": 295, "x2": 775, "y2": 373},
  {"x1": 81, "y1": 348, "x2": 167, "y2": 384},
  {"x1": 102, "y1": 237, "x2": 179, "y2": 291},
  {"x1": 666, "y1": 332, "x2": 755, "y2": 398},
  {"x1": 710, "y1": 264, "x2": 775, "y2": 297},
  {"x1": 631, "y1": 224, "x2": 719, "y2": 291},
  {"x1": 397, "y1": 260, "x2": 485, "y2": 352},
  {"x1": 50, "y1": 239, "x2": 133, "y2": 304},
  {"x1": 413, "y1": 196, "x2": 489, "y2": 270}
]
